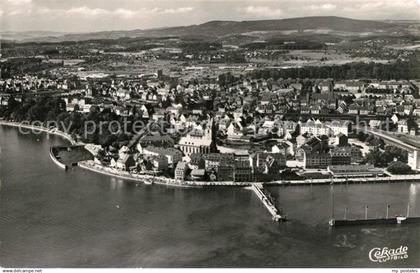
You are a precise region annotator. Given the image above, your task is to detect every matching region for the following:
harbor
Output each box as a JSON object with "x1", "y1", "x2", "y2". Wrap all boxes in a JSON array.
[
  {"x1": 2, "y1": 124, "x2": 420, "y2": 267},
  {"x1": 329, "y1": 188, "x2": 420, "y2": 227},
  {"x1": 50, "y1": 145, "x2": 93, "y2": 170},
  {"x1": 2, "y1": 121, "x2": 420, "y2": 226}
]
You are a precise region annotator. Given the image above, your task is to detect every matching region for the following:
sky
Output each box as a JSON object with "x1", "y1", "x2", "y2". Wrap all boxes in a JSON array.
[{"x1": 0, "y1": 0, "x2": 419, "y2": 32}]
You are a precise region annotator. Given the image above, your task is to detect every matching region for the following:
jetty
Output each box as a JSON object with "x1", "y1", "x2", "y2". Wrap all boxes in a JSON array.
[
  {"x1": 251, "y1": 183, "x2": 285, "y2": 222},
  {"x1": 329, "y1": 196, "x2": 420, "y2": 227},
  {"x1": 330, "y1": 216, "x2": 420, "y2": 227}
]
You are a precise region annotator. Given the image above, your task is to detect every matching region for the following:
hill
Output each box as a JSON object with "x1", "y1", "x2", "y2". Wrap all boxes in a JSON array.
[
  {"x1": 6, "y1": 16, "x2": 413, "y2": 43},
  {"x1": 144, "y1": 16, "x2": 398, "y2": 37}
]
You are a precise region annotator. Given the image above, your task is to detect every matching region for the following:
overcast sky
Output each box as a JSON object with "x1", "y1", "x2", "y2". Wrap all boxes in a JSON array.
[{"x1": 1, "y1": 0, "x2": 419, "y2": 32}]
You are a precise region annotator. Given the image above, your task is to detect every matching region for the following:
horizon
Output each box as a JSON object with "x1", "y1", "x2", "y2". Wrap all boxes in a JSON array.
[
  {"x1": 1, "y1": 15, "x2": 420, "y2": 35},
  {"x1": 0, "y1": 0, "x2": 418, "y2": 33}
]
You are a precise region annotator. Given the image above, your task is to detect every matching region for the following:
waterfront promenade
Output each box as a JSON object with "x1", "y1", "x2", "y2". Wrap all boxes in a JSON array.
[
  {"x1": 79, "y1": 160, "x2": 420, "y2": 187},
  {"x1": 0, "y1": 120, "x2": 76, "y2": 145},
  {"x1": 77, "y1": 160, "x2": 190, "y2": 187},
  {"x1": 2, "y1": 120, "x2": 420, "y2": 188}
]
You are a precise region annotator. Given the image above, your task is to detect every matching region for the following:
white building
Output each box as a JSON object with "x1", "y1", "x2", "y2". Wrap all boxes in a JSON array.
[
  {"x1": 300, "y1": 120, "x2": 331, "y2": 137},
  {"x1": 326, "y1": 120, "x2": 351, "y2": 136},
  {"x1": 226, "y1": 121, "x2": 243, "y2": 140},
  {"x1": 397, "y1": 120, "x2": 409, "y2": 134},
  {"x1": 178, "y1": 120, "x2": 213, "y2": 156}
]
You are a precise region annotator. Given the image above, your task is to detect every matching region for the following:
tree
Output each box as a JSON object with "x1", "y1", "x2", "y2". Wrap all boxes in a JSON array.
[
  {"x1": 387, "y1": 161, "x2": 415, "y2": 174},
  {"x1": 383, "y1": 145, "x2": 408, "y2": 163},
  {"x1": 366, "y1": 147, "x2": 387, "y2": 167}
]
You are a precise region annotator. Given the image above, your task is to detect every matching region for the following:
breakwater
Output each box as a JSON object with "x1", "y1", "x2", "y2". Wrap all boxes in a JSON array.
[{"x1": 49, "y1": 147, "x2": 68, "y2": 170}]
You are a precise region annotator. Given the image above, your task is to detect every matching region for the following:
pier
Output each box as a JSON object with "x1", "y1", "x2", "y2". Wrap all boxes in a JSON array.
[
  {"x1": 330, "y1": 216, "x2": 420, "y2": 227},
  {"x1": 329, "y1": 198, "x2": 420, "y2": 227},
  {"x1": 251, "y1": 183, "x2": 285, "y2": 222}
]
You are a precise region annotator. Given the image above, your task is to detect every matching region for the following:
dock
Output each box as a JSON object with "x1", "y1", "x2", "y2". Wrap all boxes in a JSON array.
[
  {"x1": 251, "y1": 183, "x2": 285, "y2": 222},
  {"x1": 329, "y1": 203, "x2": 420, "y2": 227},
  {"x1": 330, "y1": 216, "x2": 420, "y2": 227}
]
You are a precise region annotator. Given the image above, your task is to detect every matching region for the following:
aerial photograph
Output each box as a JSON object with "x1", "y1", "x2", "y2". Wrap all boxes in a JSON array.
[{"x1": 0, "y1": 0, "x2": 419, "y2": 271}]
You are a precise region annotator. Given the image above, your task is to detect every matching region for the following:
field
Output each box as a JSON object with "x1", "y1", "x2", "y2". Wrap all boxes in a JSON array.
[{"x1": 250, "y1": 49, "x2": 391, "y2": 67}]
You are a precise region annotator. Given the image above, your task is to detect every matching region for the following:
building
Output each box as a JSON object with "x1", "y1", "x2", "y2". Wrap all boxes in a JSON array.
[
  {"x1": 202, "y1": 153, "x2": 235, "y2": 172},
  {"x1": 115, "y1": 154, "x2": 136, "y2": 171},
  {"x1": 300, "y1": 120, "x2": 331, "y2": 137},
  {"x1": 369, "y1": 120, "x2": 382, "y2": 129},
  {"x1": 151, "y1": 155, "x2": 169, "y2": 172},
  {"x1": 218, "y1": 165, "x2": 235, "y2": 181},
  {"x1": 250, "y1": 152, "x2": 286, "y2": 180},
  {"x1": 397, "y1": 120, "x2": 409, "y2": 134},
  {"x1": 330, "y1": 147, "x2": 352, "y2": 165},
  {"x1": 142, "y1": 146, "x2": 183, "y2": 168},
  {"x1": 318, "y1": 80, "x2": 333, "y2": 93},
  {"x1": 296, "y1": 134, "x2": 309, "y2": 147},
  {"x1": 408, "y1": 149, "x2": 420, "y2": 170},
  {"x1": 190, "y1": 169, "x2": 206, "y2": 180},
  {"x1": 271, "y1": 143, "x2": 288, "y2": 155},
  {"x1": 178, "y1": 121, "x2": 213, "y2": 156},
  {"x1": 174, "y1": 161, "x2": 188, "y2": 181},
  {"x1": 296, "y1": 148, "x2": 332, "y2": 169},
  {"x1": 327, "y1": 165, "x2": 384, "y2": 178},
  {"x1": 226, "y1": 121, "x2": 244, "y2": 140},
  {"x1": 334, "y1": 80, "x2": 365, "y2": 93},
  {"x1": 233, "y1": 161, "x2": 253, "y2": 182},
  {"x1": 139, "y1": 134, "x2": 175, "y2": 147},
  {"x1": 295, "y1": 136, "x2": 330, "y2": 169},
  {"x1": 335, "y1": 133, "x2": 348, "y2": 146},
  {"x1": 326, "y1": 120, "x2": 351, "y2": 136},
  {"x1": 350, "y1": 146, "x2": 364, "y2": 164}
]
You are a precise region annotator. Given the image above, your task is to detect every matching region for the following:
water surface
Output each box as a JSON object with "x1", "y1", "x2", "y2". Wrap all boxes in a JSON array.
[{"x1": 1, "y1": 126, "x2": 419, "y2": 267}]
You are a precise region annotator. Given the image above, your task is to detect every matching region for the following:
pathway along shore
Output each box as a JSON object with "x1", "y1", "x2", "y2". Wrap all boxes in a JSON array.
[
  {"x1": 0, "y1": 120, "x2": 76, "y2": 145},
  {"x1": 2, "y1": 120, "x2": 420, "y2": 188}
]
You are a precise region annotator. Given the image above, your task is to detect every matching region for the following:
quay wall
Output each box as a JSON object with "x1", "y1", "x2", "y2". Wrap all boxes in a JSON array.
[
  {"x1": 78, "y1": 161, "x2": 196, "y2": 188},
  {"x1": 2, "y1": 120, "x2": 420, "y2": 188},
  {"x1": 266, "y1": 175, "x2": 420, "y2": 186},
  {"x1": 49, "y1": 147, "x2": 67, "y2": 170}
]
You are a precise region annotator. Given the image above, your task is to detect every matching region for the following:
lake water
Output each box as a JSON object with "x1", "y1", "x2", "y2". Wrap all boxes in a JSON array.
[{"x1": 1, "y1": 125, "x2": 419, "y2": 267}]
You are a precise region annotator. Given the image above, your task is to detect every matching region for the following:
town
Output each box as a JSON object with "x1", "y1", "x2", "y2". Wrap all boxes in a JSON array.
[
  {"x1": 1, "y1": 16, "x2": 420, "y2": 186},
  {"x1": 1, "y1": 68, "x2": 420, "y2": 185}
]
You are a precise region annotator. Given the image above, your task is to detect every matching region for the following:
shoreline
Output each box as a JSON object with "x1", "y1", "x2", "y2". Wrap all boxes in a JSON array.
[
  {"x1": 0, "y1": 120, "x2": 76, "y2": 145},
  {"x1": 78, "y1": 160, "x2": 200, "y2": 188},
  {"x1": 0, "y1": 120, "x2": 210, "y2": 188},
  {"x1": 2, "y1": 120, "x2": 420, "y2": 187}
]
